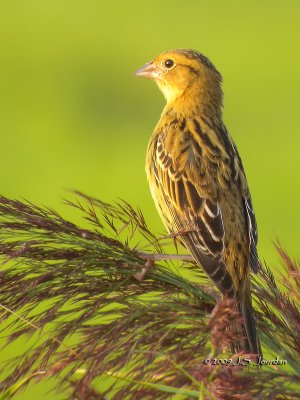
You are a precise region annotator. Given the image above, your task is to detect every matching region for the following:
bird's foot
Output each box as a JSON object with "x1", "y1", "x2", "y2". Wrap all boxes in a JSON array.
[
  {"x1": 163, "y1": 227, "x2": 197, "y2": 239},
  {"x1": 134, "y1": 258, "x2": 154, "y2": 281}
]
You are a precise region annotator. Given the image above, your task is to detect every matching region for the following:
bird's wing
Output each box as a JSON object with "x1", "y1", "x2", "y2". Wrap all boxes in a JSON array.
[
  {"x1": 152, "y1": 121, "x2": 235, "y2": 295},
  {"x1": 230, "y1": 141, "x2": 260, "y2": 273},
  {"x1": 243, "y1": 196, "x2": 259, "y2": 272}
]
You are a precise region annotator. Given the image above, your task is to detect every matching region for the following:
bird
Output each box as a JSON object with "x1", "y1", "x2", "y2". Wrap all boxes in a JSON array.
[{"x1": 135, "y1": 49, "x2": 261, "y2": 356}]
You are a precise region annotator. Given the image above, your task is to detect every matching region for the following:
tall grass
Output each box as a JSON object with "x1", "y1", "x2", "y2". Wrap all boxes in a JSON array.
[{"x1": 0, "y1": 193, "x2": 299, "y2": 399}]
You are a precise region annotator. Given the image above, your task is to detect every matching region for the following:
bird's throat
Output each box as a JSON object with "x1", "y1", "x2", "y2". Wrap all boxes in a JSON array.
[{"x1": 164, "y1": 86, "x2": 223, "y2": 124}]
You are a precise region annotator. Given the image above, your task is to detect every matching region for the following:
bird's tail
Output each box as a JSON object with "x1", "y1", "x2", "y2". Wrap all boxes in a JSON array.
[
  {"x1": 234, "y1": 279, "x2": 262, "y2": 357},
  {"x1": 181, "y1": 237, "x2": 261, "y2": 356}
]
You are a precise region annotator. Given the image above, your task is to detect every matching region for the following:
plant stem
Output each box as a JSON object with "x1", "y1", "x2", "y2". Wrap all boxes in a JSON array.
[{"x1": 138, "y1": 252, "x2": 194, "y2": 262}]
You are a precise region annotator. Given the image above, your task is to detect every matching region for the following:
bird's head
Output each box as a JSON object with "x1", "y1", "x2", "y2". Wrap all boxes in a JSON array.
[{"x1": 135, "y1": 49, "x2": 223, "y2": 108}]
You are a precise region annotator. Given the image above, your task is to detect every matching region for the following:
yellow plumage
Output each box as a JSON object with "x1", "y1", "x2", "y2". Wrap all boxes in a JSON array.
[{"x1": 136, "y1": 49, "x2": 261, "y2": 355}]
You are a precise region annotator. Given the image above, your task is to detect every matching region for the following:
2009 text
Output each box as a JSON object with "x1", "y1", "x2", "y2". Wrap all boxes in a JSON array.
[{"x1": 202, "y1": 356, "x2": 287, "y2": 367}]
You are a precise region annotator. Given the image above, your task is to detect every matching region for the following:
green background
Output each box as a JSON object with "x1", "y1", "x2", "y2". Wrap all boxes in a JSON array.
[{"x1": 0, "y1": 0, "x2": 299, "y2": 398}]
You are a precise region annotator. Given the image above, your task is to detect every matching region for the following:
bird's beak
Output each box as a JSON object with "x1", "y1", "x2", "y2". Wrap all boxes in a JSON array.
[{"x1": 135, "y1": 61, "x2": 161, "y2": 79}]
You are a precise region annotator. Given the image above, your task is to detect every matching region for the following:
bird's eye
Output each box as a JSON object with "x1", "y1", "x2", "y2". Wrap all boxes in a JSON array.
[{"x1": 164, "y1": 59, "x2": 175, "y2": 69}]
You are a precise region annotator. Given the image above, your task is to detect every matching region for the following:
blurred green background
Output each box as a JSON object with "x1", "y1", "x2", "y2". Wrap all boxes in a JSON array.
[{"x1": 0, "y1": 0, "x2": 299, "y2": 398}]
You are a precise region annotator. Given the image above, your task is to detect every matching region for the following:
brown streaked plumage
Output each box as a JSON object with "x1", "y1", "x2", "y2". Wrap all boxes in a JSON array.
[{"x1": 136, "y1": 49, "x2": 261, "y2": 356}]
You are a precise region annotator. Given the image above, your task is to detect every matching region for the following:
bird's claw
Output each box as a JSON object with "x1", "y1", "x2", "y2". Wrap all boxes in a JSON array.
[{"x1": 134, "y1": 258, "x2": 154, "y2": 281}]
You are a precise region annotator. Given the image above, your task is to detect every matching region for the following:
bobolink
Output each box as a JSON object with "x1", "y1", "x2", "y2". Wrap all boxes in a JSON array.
[{"x1": 136, "y1": 49, "x2": 261, "y2": 355}]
